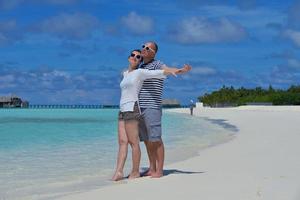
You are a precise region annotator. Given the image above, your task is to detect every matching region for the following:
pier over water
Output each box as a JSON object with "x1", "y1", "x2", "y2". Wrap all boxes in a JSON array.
[{"x1": 29, "y1": 105, "x2": 119, "y2": 109}]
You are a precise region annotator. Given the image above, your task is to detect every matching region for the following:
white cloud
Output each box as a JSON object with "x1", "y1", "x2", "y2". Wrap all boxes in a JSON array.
[
  {"x1": 191, "y1": 66, "x2": 217, "y2": 75},
  {"x1": 0, "y1": 20, "x2": 19, "y2": 45},
  {"x1": 237, "y1": 0, "x2": 257, "y2": 10},
  {"x1": 40, "y1": 70, "x2": 71, "y2": 81},
  {"x1": 0, "y1": 67, "x2": 121, "y2": 103},
  {"x1": 287, "y1": 0, "x2": 300, "y2": 29},
  {"x1": 188, "y1": 5, "x2": 284, "y2": 31},
  {"x1": 0, "y1": 0, "x2": 79, "y2": 10},
  {"x1": 121, "y1": 11, "x2": 154, "y2": 35},
  {"x1": 52, "y1": 70, "x2": 71, "y2": 79},
  {"x1": 0, "y1": 0, "x2": 22, "y2": 10},
  {"x1": 270, "y1": 57, "x2": 300, "y2": 84},
  {"x1": 33, "y1": 13, "x2": 100, "y2": 40},
  {"x1": 0, "y1": 74, "x2": 14, "y2": 82},
  {"x1": 168, "y1": 17, "x2": 247, "y2": 44},
  {"x1": 176, "y1": 0, "x2": 257, "y2": 10},
  {"x1": 283, "y1": 29, "x2": 300, "y2": 47},
  {"x1": 269, "y1": 61, "x2": 300, "y2": 85},
  {"x1": 0, "y1": 74, "x2": 15, "y2": 89},
  {"x1": 287, "y1": 58, "x2": 300, "y2": 70},
  {"x1": 41, "y1": 0, "x2": 79, "y2": 5}
]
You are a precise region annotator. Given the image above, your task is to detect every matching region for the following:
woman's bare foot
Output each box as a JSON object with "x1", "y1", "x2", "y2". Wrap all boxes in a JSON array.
[
  {"x1": 111, "y1": 171, "x2": 124, "y2": 181},
  {"x1": 128, "y1": 171, "x2": 140, "y2": 179}
]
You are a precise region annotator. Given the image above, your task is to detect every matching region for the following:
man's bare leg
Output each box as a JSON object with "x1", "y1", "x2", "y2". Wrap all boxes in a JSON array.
[
  {"x1": 144, "y1": 141, "x2": 156, "y2": 176},
  {"x1": 151, "y1": 140, "x2": 164, "y2": 178}
]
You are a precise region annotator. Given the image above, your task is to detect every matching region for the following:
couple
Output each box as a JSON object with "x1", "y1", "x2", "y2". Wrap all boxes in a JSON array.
[{"x1": 112, "y1": 41, "x2": 191, "y2": 181}]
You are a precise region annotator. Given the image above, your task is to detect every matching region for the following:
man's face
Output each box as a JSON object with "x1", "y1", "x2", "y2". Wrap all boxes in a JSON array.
[{"x1": 141, "y1": 42, "x2": 156, "y2": 59}]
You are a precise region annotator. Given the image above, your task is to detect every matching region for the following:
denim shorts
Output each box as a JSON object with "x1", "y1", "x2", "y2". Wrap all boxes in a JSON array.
[
  {"x1": 138, "y1": 108, "x2": 162, "y2": 142},
  {"x1": 118, "y1": 102, "x2": 140, "y2": 121}
]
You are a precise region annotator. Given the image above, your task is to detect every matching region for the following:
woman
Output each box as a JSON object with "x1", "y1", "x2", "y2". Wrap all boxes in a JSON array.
[{"x1": 111, "y1": 49, "x2": 178, "y2": 181}]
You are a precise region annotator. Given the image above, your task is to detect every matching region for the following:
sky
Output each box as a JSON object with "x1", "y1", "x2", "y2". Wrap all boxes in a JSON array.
[{"x1": 0, "y1": 0, "x2": 300, "y2": 105}]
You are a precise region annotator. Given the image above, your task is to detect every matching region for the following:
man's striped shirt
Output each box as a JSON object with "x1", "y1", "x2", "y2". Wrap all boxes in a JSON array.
[{"x1": 138, "y1": 60, "x2": 165, "y2": 109}]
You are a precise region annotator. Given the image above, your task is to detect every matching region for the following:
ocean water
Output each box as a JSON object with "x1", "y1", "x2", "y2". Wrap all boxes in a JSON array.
[{"x1": 0, "y1": 109, "x2": 236, "y2": 200}]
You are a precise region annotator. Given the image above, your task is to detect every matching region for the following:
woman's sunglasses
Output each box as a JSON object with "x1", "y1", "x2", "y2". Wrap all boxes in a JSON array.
[
  {"x1": 130, "y1": 53, "x2": 142, "y2": 60},
  {"x1": 142, "y1": 45, "x2": 155, "y2": 53}
]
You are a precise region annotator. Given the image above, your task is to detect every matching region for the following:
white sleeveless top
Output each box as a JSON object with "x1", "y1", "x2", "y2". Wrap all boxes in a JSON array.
[{"x1": 120, "y1": 69, "x2": 166, "y2": 112}]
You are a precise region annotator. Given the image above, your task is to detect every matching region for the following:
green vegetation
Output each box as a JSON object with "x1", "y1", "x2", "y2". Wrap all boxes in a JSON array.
[{"x1": 198, "y1": 85, "x2": 300, "y2": 107}]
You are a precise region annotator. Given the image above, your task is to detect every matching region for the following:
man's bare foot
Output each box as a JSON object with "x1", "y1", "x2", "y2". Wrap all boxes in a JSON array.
[
  {"x1": 151, "y1": 171, "x2": 163, "y2": 178},
  {"x1": 111, "y1": 171, "x2": 123, "y2": 181},
  {"x1": 144, "y1": 169, "x2": 155, "y2": 176},
  {"x1": 128, "y1": 172, "x2": 140, "y2": 179}
]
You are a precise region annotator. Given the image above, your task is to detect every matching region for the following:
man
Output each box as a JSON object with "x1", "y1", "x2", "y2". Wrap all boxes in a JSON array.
[
  {"x1": 190, "y1": 99, "x2": 195, "y2": 116},
  {"x1": 139, "y1": 41, "x2": 191, "y2": 178}
]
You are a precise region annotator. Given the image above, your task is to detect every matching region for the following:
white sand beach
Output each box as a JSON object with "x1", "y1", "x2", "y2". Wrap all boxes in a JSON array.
[{"x1": 57, "y1": 106, "x2": 300, "y2": 200}]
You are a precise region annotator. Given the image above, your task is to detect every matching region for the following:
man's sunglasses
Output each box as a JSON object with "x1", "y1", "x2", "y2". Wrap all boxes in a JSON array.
[
  {"x1": 130, "y1": 53, "x2": 142, "y2": 60},
  {"x1": 142, "y1": 45, "x2": 155, "y2": 53}
]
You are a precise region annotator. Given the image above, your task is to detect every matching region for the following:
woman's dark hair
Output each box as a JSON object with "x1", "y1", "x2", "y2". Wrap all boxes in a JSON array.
[{"x1": 131, "y1": 49, "x2": 141, "y2": 53}]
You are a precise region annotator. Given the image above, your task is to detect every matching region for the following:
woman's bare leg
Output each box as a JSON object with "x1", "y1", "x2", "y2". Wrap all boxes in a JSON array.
[
  {"x1": 125, "y1": 119, "x2": 141, "y2": 179},
  {"x1": 112, "y1": 120, "x2": 128, "y2": 181}
]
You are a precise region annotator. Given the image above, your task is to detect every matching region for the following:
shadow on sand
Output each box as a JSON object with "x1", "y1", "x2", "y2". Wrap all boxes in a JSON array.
[
  {"x1": 203, "y1": 118, "x2": 239, "y2": 132},
  {"x1": 140, "y1": 168, "x2": 205, "y2": 177},
  {"x1": 163, "y1": 169, "x2": 205, "y2": 176}
]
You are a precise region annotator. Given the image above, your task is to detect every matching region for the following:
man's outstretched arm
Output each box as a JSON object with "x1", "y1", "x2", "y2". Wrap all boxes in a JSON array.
[{"x1": 161, "y1": 64, "x2": 192, "y2": 75}]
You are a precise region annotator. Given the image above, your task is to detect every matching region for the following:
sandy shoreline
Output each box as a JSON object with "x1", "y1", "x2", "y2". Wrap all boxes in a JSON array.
[{"x1": 56, "y1": 106, "x2": 300, "y2": 200}]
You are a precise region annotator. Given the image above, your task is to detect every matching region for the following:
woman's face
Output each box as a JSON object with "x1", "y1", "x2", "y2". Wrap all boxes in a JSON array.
[{"x1": 128, "y1": 51, "x2": 142, "y2": 67}]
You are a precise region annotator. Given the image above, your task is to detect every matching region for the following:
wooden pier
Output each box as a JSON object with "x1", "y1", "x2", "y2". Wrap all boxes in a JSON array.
[{"x1": 29, "y1": 105, "x2": 119, "y2": 109}]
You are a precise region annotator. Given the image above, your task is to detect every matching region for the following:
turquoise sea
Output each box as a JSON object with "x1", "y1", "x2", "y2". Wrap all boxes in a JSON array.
[{"x1": 0, "y1": 109, "x2": 236, "y2": 200}]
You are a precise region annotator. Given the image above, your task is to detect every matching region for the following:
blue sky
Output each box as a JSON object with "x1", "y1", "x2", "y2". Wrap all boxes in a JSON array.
[{"x1": 0, "y1": 0, "x2": 300, "y2": 104}]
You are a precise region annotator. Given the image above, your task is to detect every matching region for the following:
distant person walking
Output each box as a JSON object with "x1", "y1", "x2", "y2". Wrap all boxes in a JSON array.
[{"x1": 190, "y1": 100, "x2": 195, "y2": 116}]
